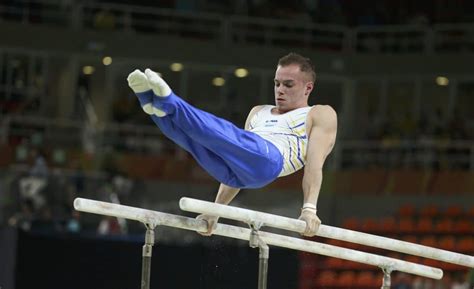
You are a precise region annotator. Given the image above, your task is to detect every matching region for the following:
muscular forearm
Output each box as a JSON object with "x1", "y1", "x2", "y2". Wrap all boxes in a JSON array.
[
  {"x1": 302, "y1": 168, "x2": 323, "y2": 207},
  {"x1": 214, "y1": 183, "x2": 241, "y2": 204}
]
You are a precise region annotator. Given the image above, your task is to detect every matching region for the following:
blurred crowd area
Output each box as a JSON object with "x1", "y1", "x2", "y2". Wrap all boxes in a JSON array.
[
  {"x1": 2, "y1": 0, "x2": 474, "y2": 56},
  {"x1": 0, "y1": 2, "x2": 473, "y2": 289},
  {"x1": 0, "y1": 146, "x2": 142, "y2": 236},
  {"x1": 2, "y1": 0, "x2": 473, "y2": 26},
  {"x1": 119, "y1": 0, "x2": 474, "y2": 26},
  {"x1": 304, "y1": 203, "x2": 474, "y2": 289}
]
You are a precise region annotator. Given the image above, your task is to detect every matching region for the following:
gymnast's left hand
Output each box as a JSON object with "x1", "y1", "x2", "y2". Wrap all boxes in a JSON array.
[
  {"x1": 196, "y1": 214, "x2": 219, "y2": 236},
  {"x1": 298, "y1": 210, "x2": 321, "y2": 237}
]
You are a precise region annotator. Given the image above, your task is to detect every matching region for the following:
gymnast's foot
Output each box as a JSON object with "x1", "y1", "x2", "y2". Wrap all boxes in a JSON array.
[
  {"x1": 145, "y1": 68, "x2": 172, "y2": 97},
  {"x1": 127, "y1": 69, "x2": 166, "y2": 117},
  {"x1": 127, "y1": 69, "x2": 150, "y2": 94}
]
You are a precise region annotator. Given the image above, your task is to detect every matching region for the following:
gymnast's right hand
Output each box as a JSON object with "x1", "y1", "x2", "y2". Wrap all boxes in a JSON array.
[{"x1": 196, "y1": 214, "x2": 219, "y2": 236}]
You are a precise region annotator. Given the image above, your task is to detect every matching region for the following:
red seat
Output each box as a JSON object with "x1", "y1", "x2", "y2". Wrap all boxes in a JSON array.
[
  {"x1": 328, "y1": 238, "x2": 363, "y2": 252},
  {"x1": 419, "y1": 236, "x2": 437, "y2": 247},
  {"x1": 299, "y1": 261, "x2": 317, "y2": 278},
  {"x1": 315, "y1": 270, "x2": 337, "y2": 287},
  {"x1": 468, "y1": 206, "x2": 474, "y2": 218},
  {"x1": 399, "y1": 218, "x2": 415, "y2": 234},
  {"x1": 323, "y1": 249, "x2": 368, "y2": 270},
  {"x1": 456, "y1": 237, "x2": 474, "y2": 253},
  {"x1": 324, "y1": 257, "x2": 344, "y2": 269},
  {"x1": 342, "y1": 217, "x2": 360, "y2": 231},
  {"x1": 404, "y1": 255, "x2": 421, "y2": 264},
  {"x1": 361, "y1": 218, "x2": 379, "y2": 233},
  {"x1": 435, "y1": 218, "x2": 454, "y2": 234},
  {"x1": 336, "y1": 271, "x2": 356, "y2": 287},
  {"x1": 386, "y1": 252, "x2": 402, "y2": 260},
  {"x1": 341, "y1": 259, "x2": 372, "y2": 270},
  {"x1": 402, "y1": 235, "x2": 418, "y2": 244},
  {"x1": 326, "y1": 239, "x2": 345, "y2": 247},
  {"x1": 444, "y1": 205, "x2": 463, "y2": 218},
  {"x1": 299, "y1": 251, "x2": 316, "y2": 262},
  {"x1": 379, "y1": 217, "x2": 397, "y2": 234},
  {"x1": 439, "y1": 262, "x2": 465, "y2": 271},
  {"x1": 416, "y1": 218, "x2": 434, "y2": 234},
  {"x1": 438, "y1": 236, "x2": 456, "y2": 251},
  {"x1": 423, "y1": 258, "x2": 441, "y2": 268},
  {"x1": 355, "y1": 271, "x2": 379, "y2": 287},
  {"x1": 453, "y1": 219, "x2": 472, "y2": 234}
]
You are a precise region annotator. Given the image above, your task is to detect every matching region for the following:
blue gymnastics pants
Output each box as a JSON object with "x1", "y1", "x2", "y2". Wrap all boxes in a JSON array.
[{"x1": 135, "y1": 90, "x2": 283, "y2": 189}]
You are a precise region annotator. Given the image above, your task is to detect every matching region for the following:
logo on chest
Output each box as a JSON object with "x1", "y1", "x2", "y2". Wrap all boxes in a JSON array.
[{"x1": 264, "y1": 119, "x2": 279, "y2": 127}]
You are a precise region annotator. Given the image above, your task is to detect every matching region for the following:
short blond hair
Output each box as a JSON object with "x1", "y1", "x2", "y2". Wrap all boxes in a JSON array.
[{"x1": 278, "y1": 52, "x2": 316, "y2": 82}]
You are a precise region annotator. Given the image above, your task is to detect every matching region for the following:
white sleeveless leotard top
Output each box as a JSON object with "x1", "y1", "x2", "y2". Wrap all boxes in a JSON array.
[{"x1": 248, "y1": 105, "x2": 312, "y2": 177}]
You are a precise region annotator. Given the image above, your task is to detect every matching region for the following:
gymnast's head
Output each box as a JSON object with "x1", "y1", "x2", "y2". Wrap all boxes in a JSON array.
[{"x1": 274, "y1": 52, "x2": 316, "y2": 113}]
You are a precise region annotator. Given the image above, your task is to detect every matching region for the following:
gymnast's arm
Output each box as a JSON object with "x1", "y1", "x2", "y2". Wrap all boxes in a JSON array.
[
  {"x1": 299, "y1": 105, "x2": 337, "y2": 237},
  {"x1": 197, "y1": 105, "x2": 264, "y2": 236}
]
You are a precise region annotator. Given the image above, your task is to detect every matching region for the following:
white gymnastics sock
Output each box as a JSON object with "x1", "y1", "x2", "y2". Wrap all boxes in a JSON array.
[
  {"x1": 127, "y1": 69, "x2": 165, "y2": 116},
  {"x1": 127, "y1": 69, "x2": 149, "y2": 93},
  {"x1": 145, "y1": 68, "x2": 171, "y2": 97}
]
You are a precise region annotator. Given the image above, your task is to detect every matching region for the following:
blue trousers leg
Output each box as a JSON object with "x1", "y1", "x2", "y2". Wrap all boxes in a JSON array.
[{"x1": 137, "y1": 91, "x2": 282, "y2": 188}]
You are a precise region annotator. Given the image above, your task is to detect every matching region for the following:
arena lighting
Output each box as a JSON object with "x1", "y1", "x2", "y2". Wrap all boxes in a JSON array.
[
  {"x1": 82, "y1": 66, "x2": 95, "y2": 75},
  {"x1": 234, "y1": 68, "x2": 249, "y2": 78},
  {"x1": 170, "y1": 63, "x2": 184, "y2": 72},
  {"x1": 212, "y1": 77, "x2": 225, "y2": 86},
  {"x1": 102, "y1": 56, "x2": 113, "y2": 66},
  {"x1": 436, "y1": 76, "x2": 449, "y2": 86}
]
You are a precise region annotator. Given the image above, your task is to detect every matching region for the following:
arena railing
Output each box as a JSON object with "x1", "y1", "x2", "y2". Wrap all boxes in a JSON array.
[
  {"x1": 1, "y1": 0, "x2": 473, "y2": 54},
  {"x1": 1, "y1": 115, "x2": 473, "y2": 170},
  {"x1": 337, "y1": 140, "x2": 474, "y2": 171}
]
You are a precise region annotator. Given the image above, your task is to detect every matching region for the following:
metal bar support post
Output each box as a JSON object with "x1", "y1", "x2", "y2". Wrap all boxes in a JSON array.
[
  {"x1": 381, "y1": 267, "x2": 392, "y2": 289},
  {"x1": 141, "y1": 223, "x2": 155, "y2": 289},
  {"x1": 249, "y1": 222, "x2": 269, "y2": 289}
]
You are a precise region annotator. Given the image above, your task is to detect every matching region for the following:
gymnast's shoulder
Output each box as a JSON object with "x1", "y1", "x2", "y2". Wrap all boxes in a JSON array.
[{"x1": 308, "y1": 105, "x2": 337, "y2": 124}]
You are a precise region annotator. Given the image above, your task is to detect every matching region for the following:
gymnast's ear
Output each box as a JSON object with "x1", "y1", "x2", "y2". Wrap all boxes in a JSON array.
[{"x1": 305, "y1": 81, "x2": 314, "y2": 96}]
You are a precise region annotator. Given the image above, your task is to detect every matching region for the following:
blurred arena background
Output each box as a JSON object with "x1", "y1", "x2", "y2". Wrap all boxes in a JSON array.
[{"x1": 0, "y1": 0, "x2": 473, "y2": 288}]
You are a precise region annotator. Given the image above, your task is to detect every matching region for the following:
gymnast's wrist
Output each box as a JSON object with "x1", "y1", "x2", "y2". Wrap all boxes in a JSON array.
[{"x1": 301, "y1": 202, "x2": 317, "y2": 213}]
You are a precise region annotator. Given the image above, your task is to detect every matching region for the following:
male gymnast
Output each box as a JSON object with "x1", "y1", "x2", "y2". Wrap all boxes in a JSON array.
[{"x1": 127, "y1": 53, "x2": 337, "y2": 237}]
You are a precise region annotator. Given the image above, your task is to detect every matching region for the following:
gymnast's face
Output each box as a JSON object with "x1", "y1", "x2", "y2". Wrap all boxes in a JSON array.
[{"x1": 273, "y1": 64, "x2": 313, "y2": 114}]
